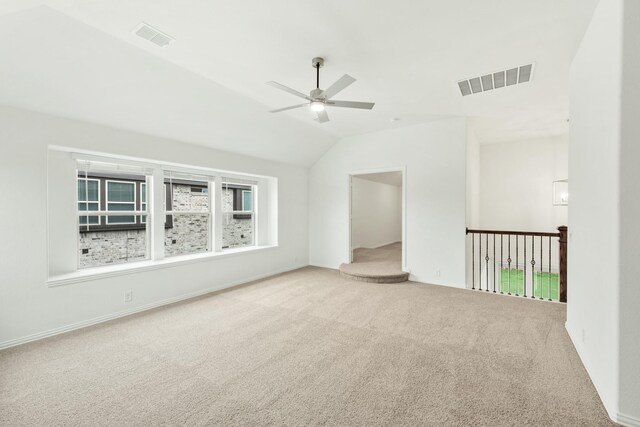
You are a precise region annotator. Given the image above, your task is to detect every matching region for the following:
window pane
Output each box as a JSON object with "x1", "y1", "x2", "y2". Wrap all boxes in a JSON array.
[
  {"x1": 222, "y1": 181, "x2": 255, "y2": 249},
  {"x1": 77, "y1": 171, "x2": 149, "y2": 269},
  {"x1": 170, "y1": 183, "x2": 209, "y2": 212},
  {"x1": 79, "y1": 217, "x2": 147, "y2": 268},
  {"x1": 165, "y1": 213, "x2": 210, "y2": 257},
  {"x1": 222, "y1": 212, "x2": 254, "y2": 249},
  {"x1": 243, "y1": 190, "x2": 253, "y2": 211},
  {"x1": 107, "y1": 182, "x2": 134, "y2": 202},
  {"x1": 164, "y1": 177, "x2": 211, "y2": 257}
]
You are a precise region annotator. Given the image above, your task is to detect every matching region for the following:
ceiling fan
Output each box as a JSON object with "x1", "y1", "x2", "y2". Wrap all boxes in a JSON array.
[{"x1": 266, "y1": 57, "x2": 375, "y2": 123}]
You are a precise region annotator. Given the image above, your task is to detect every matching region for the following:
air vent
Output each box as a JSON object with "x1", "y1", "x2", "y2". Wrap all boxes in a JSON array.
[
  {"x1": 133, "y1": 23, "x2": 174, "y2": 47},
  {"x1": 458, "y1": 63, "x2": 534, "y2": 96}
]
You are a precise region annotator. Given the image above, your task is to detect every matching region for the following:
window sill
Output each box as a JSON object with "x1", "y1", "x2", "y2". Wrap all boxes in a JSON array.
[{"x1": 47, "y1": 245, "x2": 278, "y2": 288}]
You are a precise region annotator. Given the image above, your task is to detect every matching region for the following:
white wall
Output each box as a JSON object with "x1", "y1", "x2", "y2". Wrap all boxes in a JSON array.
[
  {"x1": 479, "y1": 135, "x2": 568, "y2": 232},
  {"x1": 618, "y1": 0, "x2": 640, "y2": 420},
  {"x1": 568, "y1": 0, "x2": 640, "y2": 423},
  {"x1": 351, "y1": 177, "x2": 401, "y2": 249},
  {"x1": 309, "y1": 118, "x2": 467, "y2": 287},
  {"x1": 466, "y1": 128, "x2": 481, "y2": 288},
  {"x1": 0, "y1": 105, "x2": 309, "y2": 348},
  {"x1": 466, "y1": 128, "x2": 480, "y2": 229}
]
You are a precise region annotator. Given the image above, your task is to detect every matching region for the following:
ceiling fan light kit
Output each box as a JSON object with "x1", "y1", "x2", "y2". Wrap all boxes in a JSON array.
[
  {"x1": 266, "y1": 57, "x2": 375, "y2": 123},
  {"x1": 310, "y1": 101, "x2": 325, "y2": 112}
]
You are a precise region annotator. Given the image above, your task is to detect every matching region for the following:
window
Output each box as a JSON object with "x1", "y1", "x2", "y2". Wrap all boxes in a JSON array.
[
  {"x1": 76, "y1": 161, "x2": 150, "y2": 269},
  {"x1": 222, "y1": 179, "x2": 256, "y2": 249},
  {"x1": 106, "y1": 180, "x2": 136, "y2": 224},
  {"x1": 78, "y1": 178, "x2": 100, "y2": 225},
  {"x1": 164, "y1": 172, "x2": 212, "y2": 258},
  {"x1": 61, "y1": 153, "x2": 271, "y2": 276}
]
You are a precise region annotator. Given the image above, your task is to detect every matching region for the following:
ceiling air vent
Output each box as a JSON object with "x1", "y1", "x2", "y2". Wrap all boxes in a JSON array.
[
  {"x1": 458, "y1": 63, "x2": 534, "y2": 96},
  {"x1": 134, "y1": 23, "x2": 174, "y2": 47}
]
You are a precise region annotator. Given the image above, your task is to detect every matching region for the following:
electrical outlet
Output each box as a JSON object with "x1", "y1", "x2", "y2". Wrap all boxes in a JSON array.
[
  {"x1": 435, "y1": 270, "x2": 441, "y2": 277},
  {"x1": 124, "y1": 290, "x2": 133, "y2": 303}
]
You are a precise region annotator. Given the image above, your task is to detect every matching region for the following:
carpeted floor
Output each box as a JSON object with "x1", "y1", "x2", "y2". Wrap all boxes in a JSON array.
[
  {"x1": 0, "y1": 267, "x2": 613, "y2": 426},
  {"x1": 339, "y1": 242, "x2": 408, "y2": 282}
]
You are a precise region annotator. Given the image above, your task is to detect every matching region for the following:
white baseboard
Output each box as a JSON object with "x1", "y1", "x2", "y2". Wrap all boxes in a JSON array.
[
  {"x1": 615, "y1": 413, "x2": 640, "y2": 427},
  {"x1": 0, "y1": 264, "x2": 307, "y2": 351}
]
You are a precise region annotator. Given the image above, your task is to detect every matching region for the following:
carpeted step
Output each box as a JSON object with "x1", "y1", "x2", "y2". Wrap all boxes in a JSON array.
[{"x1": 338, "y1": 263, "x2": 409, "y2": 284}]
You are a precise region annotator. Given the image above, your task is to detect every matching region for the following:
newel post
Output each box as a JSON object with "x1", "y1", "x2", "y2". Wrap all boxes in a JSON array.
[{"x1": 558, "y1": 226, "x2": 568, "y2": 303}]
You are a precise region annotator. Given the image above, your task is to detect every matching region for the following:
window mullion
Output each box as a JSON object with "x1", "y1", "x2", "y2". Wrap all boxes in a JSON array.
[
  {"x1": 214, "y1": 177, "x2": 222, "y2": 252},
  {"x1": 151, "y1": 169, "x2": 165, "y2": 261},
  {"x1": 207, "y1": 180, "x2": 214, "y2": 253}
]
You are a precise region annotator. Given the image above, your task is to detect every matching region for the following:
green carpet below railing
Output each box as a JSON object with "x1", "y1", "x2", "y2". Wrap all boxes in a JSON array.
[{"x1": 500, "y1": 268, "x2": 559, "y2": 300}]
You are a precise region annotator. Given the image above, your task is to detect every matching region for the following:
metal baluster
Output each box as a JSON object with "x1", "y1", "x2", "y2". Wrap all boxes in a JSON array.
[
  {"x1": 540, "y1": 236, "x2": 544, "y2": 300},
  {"x1": 523, "y1": 235, "x2": 527, "y2": 298},
  {"x1": 507, "y1": 235, "x2": 512, "y2": 295},
  {"x1": 493, "y1": 234, "x2": 496, "y2": 293},
  {"x1": 548, "y1": 236, "x2": 552, "y2": 301},
  {"x1": 500, "y1": 234, "x2": 504, "y2": 294},
  {"x1": 531, "y1": 236, "x2": 536, "y2": 298},
  {"x1": 485, "y1": 232, "x2": 489, "y2": 292},
  {"x1": 478, "y1": 233, "x2": 483, "y2": 291},
  {"x1": 471, "y1": 233, "x2": 475, "y2": 290},
  {"x1": 515, "y1": 235, "x2": 519, "y2": 296}
]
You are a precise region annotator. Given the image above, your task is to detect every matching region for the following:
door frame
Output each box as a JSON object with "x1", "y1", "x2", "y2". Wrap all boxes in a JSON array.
[{"x1": 348, "y1": 166, "x2": 408, "y2": 273}]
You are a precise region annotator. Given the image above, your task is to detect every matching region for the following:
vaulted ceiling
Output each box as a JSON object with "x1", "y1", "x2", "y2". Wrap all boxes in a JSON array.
[{"x1": 0, "y1": 0, "x2": 598, "y2": 165}]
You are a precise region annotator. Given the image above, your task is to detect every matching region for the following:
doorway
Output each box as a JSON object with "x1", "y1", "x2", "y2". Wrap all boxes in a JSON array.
[{"x1": 348, "y1": 168, "x2": 407, "y2": 276}]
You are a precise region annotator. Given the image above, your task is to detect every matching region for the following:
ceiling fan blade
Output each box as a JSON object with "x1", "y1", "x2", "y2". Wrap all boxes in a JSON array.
[
  {"x1": 316, "y1": 109, "x2": 330, "y2": 123},
  {"x1": 269, "y1": 103, "x2": 308, "y2": 113},
  {"x1": 326, "y1": 100, "x2": 375, "y2": 110},
  {"x1": 322, "y1": 74, "x2": 356, "y2": 99},
  {"x1": 266, "y1": 81, "x2": 311, "y2": 100}
]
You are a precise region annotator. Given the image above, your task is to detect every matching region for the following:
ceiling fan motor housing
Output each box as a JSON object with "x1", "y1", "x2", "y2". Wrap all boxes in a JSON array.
[{"x1": 310, "y1": 88, "x2": 324, "y2": 100}]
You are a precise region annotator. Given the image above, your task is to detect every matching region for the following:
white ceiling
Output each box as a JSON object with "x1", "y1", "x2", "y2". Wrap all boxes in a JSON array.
[
  {"x1": 355, "y1": 172, "x2": 402, "y2": 187},
  {"x1": 0, "y1": 0, "x2": 598, "y2": 164}
]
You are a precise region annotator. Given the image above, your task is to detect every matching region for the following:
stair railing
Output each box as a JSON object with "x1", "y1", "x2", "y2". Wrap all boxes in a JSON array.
[{"x1": 466, "y1": 226, "x2": 567, "y2": 302}]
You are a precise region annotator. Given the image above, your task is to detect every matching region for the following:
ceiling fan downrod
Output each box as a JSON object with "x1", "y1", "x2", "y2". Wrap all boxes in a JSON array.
[{"x1": 312, "y1": 57, "x2": 324, "y2": 90}]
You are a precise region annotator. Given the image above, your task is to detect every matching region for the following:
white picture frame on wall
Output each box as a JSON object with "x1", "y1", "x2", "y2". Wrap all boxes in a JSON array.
[{"x1": 553, "y1": 179, "x2": 569, "y2": 206}]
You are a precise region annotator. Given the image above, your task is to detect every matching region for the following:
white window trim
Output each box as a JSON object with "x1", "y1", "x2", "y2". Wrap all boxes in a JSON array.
[
  {"x1": 105, "y1": 179, "x2": 137, "y2": 225},
  {"x1": 48, "y1": 244, "x2": 279, "y2": 287},
  {"x1": 50, "y1": 148, "x2": 275, "y2": 285}
]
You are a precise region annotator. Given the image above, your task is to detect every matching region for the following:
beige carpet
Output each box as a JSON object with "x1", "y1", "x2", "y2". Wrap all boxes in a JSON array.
[
  {"x1": 0, "y1": 267, "x2": 612, "y2": 426},
  {"x1": 340, "y1": 242, "x2": 409, "y2": 282}
]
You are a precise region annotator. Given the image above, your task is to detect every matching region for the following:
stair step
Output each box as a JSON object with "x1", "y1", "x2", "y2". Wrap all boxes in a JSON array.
[{"x1": 338, "y1": 263, "x2": 409, "y2": 284}]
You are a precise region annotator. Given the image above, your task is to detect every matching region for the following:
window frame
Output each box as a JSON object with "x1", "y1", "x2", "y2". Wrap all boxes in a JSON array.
[
  {"x1": 61, "y1": 151, "x2": 273, "y2": 280},
  {"x1": 221, "y1": 182, "x2": 256, "y2": 249},
  {"x1": 105, "y1": 179, "x2": 137, "y2": 225},
  {"x1": 163, "y1": 177, "x2": 213, "y2": 258}
]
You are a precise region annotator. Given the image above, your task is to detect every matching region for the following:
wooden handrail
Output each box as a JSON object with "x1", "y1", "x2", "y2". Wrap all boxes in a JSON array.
[{"x1": 466, "y1": 228, "x2": 561, "y2": 237}]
